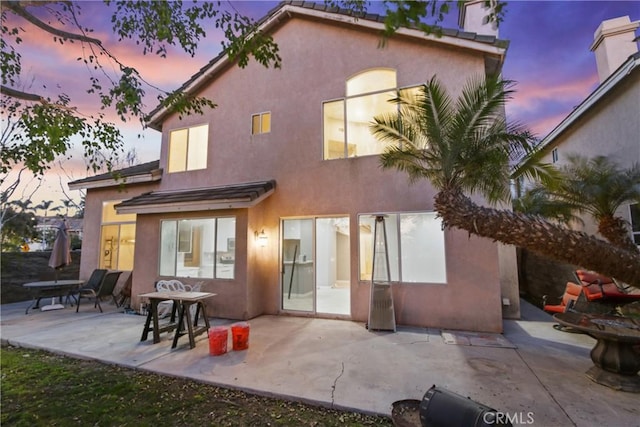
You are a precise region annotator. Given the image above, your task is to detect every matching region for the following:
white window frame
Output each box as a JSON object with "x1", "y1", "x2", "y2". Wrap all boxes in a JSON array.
[
  {"x1": 630, "y1": 203, "x2": 640, "y2": 246},
  {"x1": 358, "y1": 212, "x2": 447, "y2": 284},
  {"x1": 99, "y1": 200, "x2": 136, "y2": 271},
  {"x1": 251, "y1": 111, "x2": 271, "y2": 135},
  {"x1": 322, "y1": 69, "x2": 422, "y2": 160},
  {"x1": 167, "y1": 124, "x2": 208, "y2": 173},
  {"x1": 159, "y1": 216, "x2": 236, "y2": 280}
]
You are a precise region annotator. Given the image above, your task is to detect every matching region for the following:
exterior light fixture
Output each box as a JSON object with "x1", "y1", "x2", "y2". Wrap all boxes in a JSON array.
[{"x1": 256, "y1": 229, "x2": 268, "y2": 247}]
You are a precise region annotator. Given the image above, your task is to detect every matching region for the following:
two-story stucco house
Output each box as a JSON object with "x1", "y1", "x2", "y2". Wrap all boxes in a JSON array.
[{"x1": 70, "y1": 1, "x2": 518, "y2": 333}]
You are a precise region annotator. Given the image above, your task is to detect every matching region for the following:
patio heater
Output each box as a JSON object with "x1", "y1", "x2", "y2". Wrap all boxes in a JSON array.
[{"x1": 367, "y1": 215, "x2": 396, "y2": 332}]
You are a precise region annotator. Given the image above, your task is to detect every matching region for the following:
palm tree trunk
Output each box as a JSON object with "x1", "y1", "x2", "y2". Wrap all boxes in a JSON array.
[
  {"x1": 434, "y1": 188, "x2": 640, "y2": 287},
  {"x1": 598, "y1": 216, "x2": 639, "y2": 254}
]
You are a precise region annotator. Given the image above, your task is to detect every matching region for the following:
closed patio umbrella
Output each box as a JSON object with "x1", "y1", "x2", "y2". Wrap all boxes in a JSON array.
[{"x1": 44, "y1": 219, "x2": 72, "y2": 310}]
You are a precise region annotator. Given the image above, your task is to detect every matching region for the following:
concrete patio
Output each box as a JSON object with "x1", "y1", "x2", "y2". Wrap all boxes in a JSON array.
[{"x1": 1, "y1": 298, "x2": 638, "y2": 426}]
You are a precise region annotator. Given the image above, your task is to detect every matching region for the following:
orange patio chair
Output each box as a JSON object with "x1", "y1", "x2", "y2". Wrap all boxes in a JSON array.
[{"x1": 543, "y1": 281, "x2": 582, "y2": 314}]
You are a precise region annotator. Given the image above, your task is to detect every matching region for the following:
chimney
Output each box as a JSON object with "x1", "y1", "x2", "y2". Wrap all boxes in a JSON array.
[
  {"x1": 590, "y1": 16, "x2": 639, "y2": 83},
  {"x1": 458, "y1": 0, "x2": 498, "y2": 37}
]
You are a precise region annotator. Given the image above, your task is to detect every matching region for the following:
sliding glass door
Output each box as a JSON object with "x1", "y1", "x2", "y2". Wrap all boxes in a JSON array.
[
  {"x1": 282, "y1": 219, "x2": 314, "y2": 311},
  {"x1": 281, "y1": 217, "x2": 350, "y2": 315}
]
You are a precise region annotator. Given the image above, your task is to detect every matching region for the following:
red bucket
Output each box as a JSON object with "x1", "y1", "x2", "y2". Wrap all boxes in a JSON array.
[
  {"x1": 208, "y1": 326, "x2": 228, "y2": 356},
  {"x1": 231, "y1": 322, "x2": 250, "y2": 351}
]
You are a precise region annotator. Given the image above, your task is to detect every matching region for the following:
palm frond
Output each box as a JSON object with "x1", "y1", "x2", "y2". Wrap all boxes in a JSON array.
[
  {"x1": 371, "y1": 74, "x2": 534, "y2": 203},
  {"x1": 552, "y1": 155, "x2": 640, "y2": 220},
  {"x1": 513, "y1": 186, "x2": 584, "y2": 226}
]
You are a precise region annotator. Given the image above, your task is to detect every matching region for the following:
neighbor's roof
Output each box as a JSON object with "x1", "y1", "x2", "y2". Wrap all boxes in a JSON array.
[
  {"x1": 146, "y1": 0, "x2": 508, "y2": 130},
  {"x1": 518, "y1": 51, "x2": 640, "y2": 167},
  {"x1": 68, "y1": 160, "x2": 162, "y2": 190},
  {"x1": 114, "y1": 179, "x2": 276, "y2": 214}
]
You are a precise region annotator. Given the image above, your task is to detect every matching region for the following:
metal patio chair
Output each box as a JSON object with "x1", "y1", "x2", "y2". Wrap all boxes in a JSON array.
[{"x1": 76, "y1": 271, "x2": 122, "y2": 312}]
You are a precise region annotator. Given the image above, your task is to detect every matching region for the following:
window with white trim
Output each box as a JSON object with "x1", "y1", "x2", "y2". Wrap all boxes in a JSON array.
[
  {"x1": 251, "y1": 112, "x2": 271, "y2": 135},
  {"x1": 631, "y1": 203, "x2": 640, "y2": 246},
  {"x1": 323, "y1": 69, "x2": 420, "y2": 160},
  {"x1": 551, "y1": 148, "x2": 559, "y2": 163},
  {"x1": 358, "y1": 212, "x2": 447, "y2": 283},
  {"x1": 159, "y1": 217, "x2": 235, "y2": 279},
  {"x1": 167, "y1": 124, "x2": 208, "y2": 172},
  {"x1": 100, "y1": 201, "x2": 136, "y2": 270}
]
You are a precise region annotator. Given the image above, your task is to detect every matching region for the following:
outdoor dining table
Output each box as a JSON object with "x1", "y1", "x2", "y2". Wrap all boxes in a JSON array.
[
  {"x1": 139, "y1": 291, "x2": 216, "y2": 349},
  {"x1": 554, "y1": 312, "x2": 640, "y2": 393},
  {"x1": 22, "y1": 280, "x2": 85, "y2": 314}
]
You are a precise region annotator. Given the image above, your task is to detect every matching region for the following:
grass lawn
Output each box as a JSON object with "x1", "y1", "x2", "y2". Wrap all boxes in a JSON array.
[{"x1": 1, "y1": 345, "x2": 392, "y2": 426}]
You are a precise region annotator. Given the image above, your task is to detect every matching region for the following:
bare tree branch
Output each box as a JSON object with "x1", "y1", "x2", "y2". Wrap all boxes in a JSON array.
[
  {"x1": 0, "y1": 85, "x2": 45, "y2": 103},
  {"x1": 4, "y1": 1, "x2": 102, "y2": 45}
]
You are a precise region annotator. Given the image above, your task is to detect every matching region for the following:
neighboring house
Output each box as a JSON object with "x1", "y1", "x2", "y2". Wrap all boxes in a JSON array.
[
  {"x1": 526, "y1": 16, "x2": 639, "y2": 244},
  {"x1": 70, "y1": 1, "x2": 518, "y2": 332},
  {"x1": 31, "y1": 216, "x2": 83, "y2": 251}
]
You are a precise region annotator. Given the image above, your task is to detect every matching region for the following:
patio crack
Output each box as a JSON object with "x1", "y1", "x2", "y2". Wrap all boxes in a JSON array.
[
  {"x1": 514, "y1": 348, "x2": 576, "y2": 426},
  {"x1": 330, "y1": 361, "x2": 345, "y2": 407}
]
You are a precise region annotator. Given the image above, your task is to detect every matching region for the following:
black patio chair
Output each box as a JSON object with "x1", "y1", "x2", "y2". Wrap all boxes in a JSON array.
[
  {"x1": 76, "y1": 271, "x2": 122, "y2": 312},
  {"x1": 65, "y1": 269, "x2": 107, "y2": 306}
]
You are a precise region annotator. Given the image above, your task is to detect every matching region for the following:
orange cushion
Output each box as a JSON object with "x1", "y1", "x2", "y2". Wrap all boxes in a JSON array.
[
  {"x1": 544, "y1": 282, "x2": 582, "y2": 313},
  {"x1": 565, "y1": 282, "x2": 582, "y2": 297},
  {"x1": 544, "y1": 304, "x2": 566, "y2": 314},
  {"x1": 582, "y1": 284, "x2": 603, "y2": 301},
  {"x1": 576, "y1": 270, "x2": 613, "y2": 285}
]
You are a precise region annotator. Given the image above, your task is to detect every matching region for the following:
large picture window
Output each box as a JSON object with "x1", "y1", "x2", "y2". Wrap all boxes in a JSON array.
[
  {"x1": 159, "y1": 217, "x2": 235, "y2": 279},
  {"x1": 167, "y1": 124, "x2": 208, "y2": 172},
  {"x1": 359, "y1": 212, "x2": 446, "y2": 284},
  {"x1": 323, "y1": 69, "x2": 420, "y2": 160},
  {"x1": 100, "y1": 201, "x2": 136, "y2": 271}
]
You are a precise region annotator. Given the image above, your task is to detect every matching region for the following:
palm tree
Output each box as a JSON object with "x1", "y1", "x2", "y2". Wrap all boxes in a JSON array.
[
  {"x1": 371, "y1": 75, "x2": 640, "y2": 286},
  {"x1": 543, "y1": 155, "x2": 640, "y2": 254},
  {"x1": 60, "y1": 199, "x2": 74, "y2": 217},
  {"x1": 35, "y1": 200, "x2": 54, "y2": 217},
  {"x1": 10, "y1": 199, "x2": 33, "y2": 213},
  {"x1": 513, "y1": 186, "x2": 584, "y2": 226}
]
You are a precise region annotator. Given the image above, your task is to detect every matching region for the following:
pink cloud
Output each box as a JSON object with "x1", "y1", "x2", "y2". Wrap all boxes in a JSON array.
[
  {"x1": 507, "y1": 72, "x2": 600, "y2": 137},
  {"x1": 510, "y1": 73, "x2": 598, "y2": 113},
  {"x1": 7, "y1": 4, "x2": 224, "y2": 119}
]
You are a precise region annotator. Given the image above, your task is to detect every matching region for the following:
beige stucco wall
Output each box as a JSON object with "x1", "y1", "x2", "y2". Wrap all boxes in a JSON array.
[
  {"x1": 541, "y1": 69, "x2": 640, "y2": 237},
  {"x1": 130, "y1": 210, "x2": 251, "y2": 319},
  {"x1": 81, "y1": 182, "x2": 159, "y2": 281},
  {"x1": 83, "y1": 15, "x2": 510, "y2": 332}
]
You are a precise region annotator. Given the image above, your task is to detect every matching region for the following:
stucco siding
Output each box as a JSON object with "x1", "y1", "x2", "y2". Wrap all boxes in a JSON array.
[
  {"x1": 83, "y1": 14, "x2": 509, "y2": 332},
  {"x1": 81, "y1": 183, "x2": 158, "y2": 281},
  {"x1": 541, "y1": 72, "x2": 639, "y2": 237}
]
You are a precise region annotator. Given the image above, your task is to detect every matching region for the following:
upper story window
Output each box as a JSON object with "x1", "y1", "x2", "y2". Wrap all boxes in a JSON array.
[
  {"x1": 551, "y1": 148, "x2": 559, "y2": 163},
  {"x1": 167, "y1": 124, "x2": 208, "y2": 173},
  {"x1": 631, "y1": 203, "x2": 639, "y2": 246},
  {"x1": 252, "y1": 112, "x2": 271, "y2": 135},
  {"x1": 324, "y1": 69, "x2": 418, "y2": 160}
]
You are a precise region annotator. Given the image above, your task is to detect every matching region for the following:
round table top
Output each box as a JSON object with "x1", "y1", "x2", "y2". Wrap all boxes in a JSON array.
[
  {"x1": 23, "y1": 280, "x2": 84, "y2": 289},
  {"x1": 554, "y1": 312, "x2": 640, "y2": 341}
]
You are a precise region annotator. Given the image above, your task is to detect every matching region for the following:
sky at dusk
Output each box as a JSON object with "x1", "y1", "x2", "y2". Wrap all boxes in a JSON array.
[{"x1": 3, "y1": 0, "x2": 639, "y2": 214}]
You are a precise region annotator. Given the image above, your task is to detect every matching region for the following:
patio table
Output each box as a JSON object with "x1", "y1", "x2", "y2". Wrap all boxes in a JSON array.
[
  {"x1": 139, "y1": 291, "x2": 215, "y2": 349},
  {"x1": 554, "y1": 312, "x2": 640, "y2": 393},
  {"x1": 22, "y1": 280, "x2": 84, "y2": 314}
]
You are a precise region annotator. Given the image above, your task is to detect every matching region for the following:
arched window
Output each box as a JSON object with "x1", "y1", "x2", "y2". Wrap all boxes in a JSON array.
[
  {"x1": 323, "y1": 69, "x2": 417, "y2": 160},
  {"x1": 346, "y1": 69, "x2": 396, "y2": 96}
]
